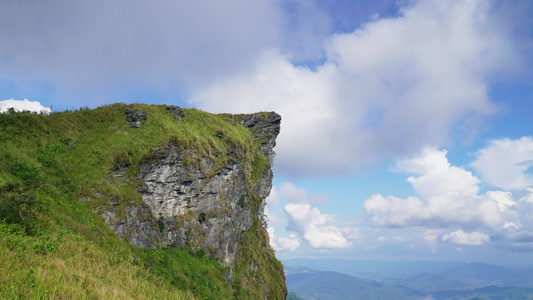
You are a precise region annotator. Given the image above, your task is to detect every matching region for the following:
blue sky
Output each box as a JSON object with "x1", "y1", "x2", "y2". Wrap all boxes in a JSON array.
[{"x1": 2, "y1": 0, "x2": 533, "y2": 268}]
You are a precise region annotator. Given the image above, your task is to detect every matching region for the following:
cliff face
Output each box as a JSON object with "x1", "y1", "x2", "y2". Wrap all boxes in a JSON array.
[
  {"x1": 0, "y1": 104, "x2": 286, "y2": 299},
  {"x1": 101, "y1": 108, "x2": 285, "y2": 298}
]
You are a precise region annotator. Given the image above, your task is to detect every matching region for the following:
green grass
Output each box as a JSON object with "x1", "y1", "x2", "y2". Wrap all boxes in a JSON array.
[
  {"x1": 0, "y1": 104, "x2": 285, "y2": 299},
  {"x1": 0, "y1": 229, "x2": 193, "y2": 299}
]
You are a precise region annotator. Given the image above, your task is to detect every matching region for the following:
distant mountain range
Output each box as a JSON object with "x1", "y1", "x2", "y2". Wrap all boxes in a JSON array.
[
  {"x1": 399, "y1": 262, "x2": 533, "y2": 292},
  {"x1": 283, "y1": 258, "x2": 465, "y2": 281},
  {"x1": 286, "y1": 269, "x2": 423, "y2": 300},
  {"x1": 284, "y1": 261, "x2": 533, "y2": 300}
]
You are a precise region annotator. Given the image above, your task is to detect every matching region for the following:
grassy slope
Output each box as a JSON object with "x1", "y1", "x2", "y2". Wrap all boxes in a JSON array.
[{"x1": 0, "y1": 104, "x2": 284, "y2": 299}]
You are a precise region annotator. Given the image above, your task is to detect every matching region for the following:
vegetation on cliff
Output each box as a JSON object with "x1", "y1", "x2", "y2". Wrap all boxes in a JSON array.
[{"x1": 0, "y1": 103, "x2": 285, "y2": 299}]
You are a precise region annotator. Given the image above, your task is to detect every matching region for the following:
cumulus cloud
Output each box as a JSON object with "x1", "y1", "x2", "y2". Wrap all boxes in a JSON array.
[
  {"x1": 191, "y1": 0, "x2": 516, "y2": 176},
  {"x1": 285, "y1": 202, "x2": 351, "y2": 248},
  {"x1": 267, "y1": 227, "x2": 277, "y2": 249},
  {"x1": 265, "y1": 182, "x2": 352, "y2": 250},
  {"x1": 395, "y1": 147, "x2": 480, "y2": 199},
  {"x1": 0, "y1": 99, "x2": 51, "y2": 114},
  {"x1": 442, "y1": 230, "x2": 490, "y2": 246},
  {"x1": 471, "y1": 137, "x2": 533, "y2": 190},
  {"x1": 362, "y1": 142, "x2": 533, "y2": 251},
  {"x1": 278, "y1": 234, "x2": 301, "y2": 252},
  {"x1": 364, "y1": 147, "x2": 515, "y2": 228},
  {"x1": 266, "y1": 186, "x2": 280, "y2": 206},
  {"x1": 487, "y1": 188, "x2": 533, "y2": 246},
  {"x1": 267, "y1": 226, "x2": 302, "y2": 252}
]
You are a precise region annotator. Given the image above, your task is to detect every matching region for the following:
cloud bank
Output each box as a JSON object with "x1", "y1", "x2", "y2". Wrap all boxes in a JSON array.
[
  {"x1": 364, "y1": 147, "x2": 514, "y2": 229},
  {"x1": 364, "y1": 138, "x2": 533, "y2": 252},
  {"x1": 442, "y1": 230, "x2": 490, "y2": 246},
  {"x1": 0, "y1": 0, "x2": 282, "y2": 104},
  {"x1": 191, "y1": 0, "x2": 515, "y2": 176}
]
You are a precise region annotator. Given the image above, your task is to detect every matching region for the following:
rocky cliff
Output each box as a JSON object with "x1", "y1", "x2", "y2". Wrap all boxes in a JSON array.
[
  {"x1": 102, "y1": 106, "x2": 285, "y2": 298},
  {"x1": 103, "y1": 109, "x2": 280, "y2": 267},
  {"x1": 0, "y1": 104, "x2": 286, "y2": 299}
]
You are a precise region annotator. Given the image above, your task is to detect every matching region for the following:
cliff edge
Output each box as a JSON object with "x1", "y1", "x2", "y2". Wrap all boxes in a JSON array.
[
  {"x1": 105, "y1": 108, "x2": 281, "y2": 269},
  {"x1": 0, "y1": 104, "x2": 286, "y2": 299}
]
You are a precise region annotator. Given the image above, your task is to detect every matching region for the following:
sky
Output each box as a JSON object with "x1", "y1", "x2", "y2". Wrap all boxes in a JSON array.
[{"x1": 2, "y1": 0, "x2": 533, "y2": 268}]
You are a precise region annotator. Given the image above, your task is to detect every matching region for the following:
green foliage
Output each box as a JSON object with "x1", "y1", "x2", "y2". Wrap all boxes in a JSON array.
[
  {"x1": 0, "y1": 104, "x2": 285, "y2": 299},
  {"x1": 0, "y1": 219, "x2": 24, "y2": 236},
  {"x1": 238, "y1": 195, "x2": 246, "y2": 209},
  {"x1": 0, "y1": 181, "x2": 44, "y2": 234},
  {"x1": 157, "y1": 217, "x2": 166, "y2": 232},
  {"x1": 250, "y1": 152, "x2": 269, "y2": 181},
  {"x1": 232, "y1": 219, "x2": 286, "y2": 299},
  {"x1": 0, "y1": 230, "x2": 193, "y2": 299},
  {"x1": 4, "y1": 153, "x2": 43, "y2": 186},
  {"x1": 137, "y1": 247, "x2": 233, "y2": 299},
  {"x1": 198, "y1": 212, "x2": 207, "y2": 224}
]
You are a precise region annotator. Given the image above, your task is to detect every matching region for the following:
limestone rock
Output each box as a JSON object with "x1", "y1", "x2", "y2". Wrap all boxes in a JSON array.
[
  {"x1": 126, "y1": 106, "x2": 147, "y2": 128},
  {"x1": 166, "y1": 105, "x2": 185, "y2": 122},
  {"x1": 103, "y1": 111, "x2": 281, "y2": 270}
]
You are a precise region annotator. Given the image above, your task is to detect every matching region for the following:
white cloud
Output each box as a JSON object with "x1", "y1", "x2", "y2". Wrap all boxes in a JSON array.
[
  {"x1": 264, "y1": 205, "x2": 284, "y2": 228},
  {"x1": 484, "y1": 191, "x2": 516, "y2": 212},
  {"x1": 267, "y1": 226, "x2": 301, "y2": 252},
  {"x1": 364, "y1": 194, "x2": 426, "y2": 227},
  {"x1": 364, "y1": 147, "x2": 513, "y2": 228},
  {"x1": 267, "y1": 227, "x2": 277, "y2": 249},
  {"x1": 503, "y1": 221, "x2": 519, "y2": 229},
  {"x1": 398, "y1": 147, "x2": 481, "y2": 199},
  {"x1": 279, "y1": 182, "x2": 328, "y2": 205},
  {"x1": 285, "y1": 202, "x2": 351, "y2": 249},
  {"x1": 266, "y1": 186, "x2": 280, "y2": 206},
  {"x1": 280, "y1": 182, "x2": 309, "y2": 203},
  {"x1": 519, "y1": 187, "x2": 533, "y2": 204},
  {"x1": 376, "y1": 235, "x2": 403, "y2": 242},
  {"x1": 341, "y1": 227, "x2": 360, "y2": 240},
  {"x1": 0, "y1": 99, "x2": 51, "y2": 114},
  {"x1": 442, "y1": 230, "x2": 490, "y2": 246},
  {"x1": 471, "y1": 137, "x2": 533, "y2": 190},
  {"x1": 266, "y1": 182, "x2": 353, "y2": 250},
  {"x1": 191, "y1": 0, "x2": 515, "y2": 176},
  {"x1": 278, "y1": 234, "x2": 301, "y2": 252}
]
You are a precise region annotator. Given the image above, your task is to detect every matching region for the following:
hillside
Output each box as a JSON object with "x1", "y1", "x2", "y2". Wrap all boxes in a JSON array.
[{"x1": 0, "y1": 104, "x2": 286, "y2": 299}]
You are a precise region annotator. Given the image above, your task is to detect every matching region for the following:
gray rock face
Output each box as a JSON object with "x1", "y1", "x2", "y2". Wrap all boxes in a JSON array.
[
  {"x1": 239, "y1": 112, "x2": 281, "y2": 165},
  {"x1": 102, "y1": 111, "x2": 280, "y2": 269},
  {"x1": 126, "y1": 107, "x2": 147, "y2": 128},
  {"x1": 166, "y1": 105, "x2": 185, "y2": 122}
]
